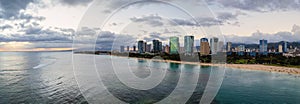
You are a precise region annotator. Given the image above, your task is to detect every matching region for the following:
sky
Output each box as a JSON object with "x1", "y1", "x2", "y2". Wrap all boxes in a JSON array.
[{"x1": 0, "y1": 0, "x2": 300, "y2": 51}]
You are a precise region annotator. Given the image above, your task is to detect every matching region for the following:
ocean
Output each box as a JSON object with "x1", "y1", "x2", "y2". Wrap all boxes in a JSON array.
[{"x1": 0, "y1": 52, "x2": 300, "y2": 103}]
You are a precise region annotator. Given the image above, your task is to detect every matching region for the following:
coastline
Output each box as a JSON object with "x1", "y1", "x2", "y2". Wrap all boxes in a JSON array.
[{"x1": 120, "y1": 56, "x2": 300, "y2": 75}]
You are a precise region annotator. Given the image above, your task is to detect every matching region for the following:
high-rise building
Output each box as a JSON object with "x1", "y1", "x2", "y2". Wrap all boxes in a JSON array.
[
  {"x1": 283, "y1": 41, "x2": 288, "y2": 53},
  {"x1": 278, "y1": 44, "x2": 283, "y2": 53},
  {"x1": 153, "y1": 40, "x2": 160, "y2": 53},
  {"x1": 133, "y1": 45, "x2": 136, "y2": 52},
  {"x1": 169, "y1": 37, "x2": 179, "y2": 54},
  {"x1": 159, "y1": 42, "x2": 162, "y2": 52},
  {"x1": 238, "y1": 45, "x2": 245, "y2": 52},
  {"x1": 165, "y1": 45, "x2": 170, "y2": 53},
  {"x1": 146, "y1": 44, "x2": 151, "y2": 52},
  {"x1": 200, "y1": 38, "x2": 210, "y2": 55},
  {"x1": 196, "y1": 46, "x2": 200, "y2": 52},
  {"x1": 138, "y1": 40, "x2": 145, "y2": 53},
  {"x1": 179, "y1": 47, "x2": 185, "y2": 53},
  {"x1": 143, "y1": 42, "x2": 147, "y2": 52},
  {"x1": 210, "y1": 37, "x2": 219, "y2": 54},
  {"x1": 126, "y1": 46, "x2": 130, "y2": 52},
  {"x1": 226, "y1": 42, "x2": 232, "y2": 52},
  {"x1": 184, "y1": 36, "x2": 194, "y2": 54},
  {"x1": 193, "y1": 47, "x2": 197, "y2": 53},
  {"x1": 120, "y1": 46, "x2": 125, "y2": 53},
  {"x1": 259, "y1": 39, "x2": 268, "y2": 54},
  {"x1": 218, "y1": 41, "x2": 224, "y2": 52}
]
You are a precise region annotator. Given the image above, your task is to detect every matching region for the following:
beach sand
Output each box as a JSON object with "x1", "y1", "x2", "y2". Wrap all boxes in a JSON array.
[{"x1": 131, "y1": 57, "x2": 300, "y2": 75}]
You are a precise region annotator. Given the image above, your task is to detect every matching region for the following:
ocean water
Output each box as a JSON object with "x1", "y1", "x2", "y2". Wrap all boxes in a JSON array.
[{"x1": 0, "y1": 52, "x2": 300, "y2": 104}]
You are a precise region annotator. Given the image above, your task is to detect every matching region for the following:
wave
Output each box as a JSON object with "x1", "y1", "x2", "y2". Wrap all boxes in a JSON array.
[{"x1": 33, "y1": 58, "x2": 57, "y2": 69}]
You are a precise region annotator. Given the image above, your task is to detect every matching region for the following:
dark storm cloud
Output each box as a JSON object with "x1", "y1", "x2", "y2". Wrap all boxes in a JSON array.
[
  {"x1": 58, "y1": 0, "x2": 93, "y2": 6},
  {"x1": 206, "y1": 0, "x2": 300, "y2": 12}
]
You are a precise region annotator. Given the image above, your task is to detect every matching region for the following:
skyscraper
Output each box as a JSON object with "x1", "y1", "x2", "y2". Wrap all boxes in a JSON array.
[
  {"x1": 120, "y1": 46, "x2": 125, "y2": 53},
  {"x1": 164, "y1": 45, "x2": 170, "y2": 53},
  {"x1": 278, "y1": 44, "x2": 283, "y2": 53},
  {"x1": 138, "y1": 40, "x2": 145, "y2": 53},
  {"x1": 159, "y1": 42, "x2": 162, "y2": 52},
  {"x1": 146, "y1": 44, "x2": 151, "y2": 52},
  {"x1": 200, "y1": 38, "x2": 210, "y2": 55},
  {"x1": 226, "y1": 42, "x2": 232, "y2": 52},
  {"x1": 143, "y1": 42, "x2": 147, "y2": 52},
  {"x1": 133, "y1": 45, "x2": 136, "y2": 52},
  {"x1": 238, "y1": 45, "x2": 245, "y2": 52},
  {"x1": 210, "y1": 37, "x2": 219, "y2": 54},
  {"x1": 152, "y1": 40, "x2": 160, "y2": 53},
  {"x1": 196, "y1": 46, "x2": 200, "y2": 52},
  {"x1": 169, "y1": 37, "x2": 179, "y2": 54},
  {"x1": 283, "y1": 41, "x2": 288, "y2": 53},
  {"x1": 127, "y1": 46, "x2": 130, "y2": 52},
  {"x1": 218, "y1": 41, "x2": 224, "y2": 52},
  {"x1": 259, "y1": 39, "x2": 268, "y2": 54},
  {"x1": 184, "y1": 36, "x2": 194, "y2": 54}
]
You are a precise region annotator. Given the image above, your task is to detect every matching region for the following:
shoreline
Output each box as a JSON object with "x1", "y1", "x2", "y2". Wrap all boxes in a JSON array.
[{"x1": 119, "y1": 56, "x2": 300, "y2": 75}]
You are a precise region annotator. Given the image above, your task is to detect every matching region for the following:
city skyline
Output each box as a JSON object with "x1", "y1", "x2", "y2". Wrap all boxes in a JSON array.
[{"x1": 119, "y1": 36, "x2": 298, "y2": 57}]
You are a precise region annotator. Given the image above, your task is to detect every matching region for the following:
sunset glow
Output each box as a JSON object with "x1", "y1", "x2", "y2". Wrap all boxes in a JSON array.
[{"x1": 0, "y1": 42, "x2": 73, "y2": 52}]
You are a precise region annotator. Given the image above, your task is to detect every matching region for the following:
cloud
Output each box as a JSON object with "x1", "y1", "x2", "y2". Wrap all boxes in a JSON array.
[
  {"x1": 130, "y1": 14, "x2": 164, "y2": 27},
  {"x1": 58, "y1": 0, "x2": 93, "y2": 6},
  {"x1": 0, "y1": 28, "x2": 74, "y2": 42},
  {"x1": 149, "y1": 32, "x2": 168, "y2": 41},
  {"x1": 0, "y1": 18, "x2": 74, "y2": 42},
  {"x1": 76, "y1": 27, "x2": 98, "y2": 36},
  {"x1": 130, "y1": 12, "x2": 242, "y2": 27},
  {"x1": 0, "y1": 24, "x2": 13, "y2": 30},
  {"x1": 101, "y1": 0, "x2": 154, "y2": 13},
  {"x1": 292, "y1": 24, "x2": 300, "y2": 33},
  {"x1": 142, "y1": 32, "x2": 169, "y2": 42},
  {"x1": 206, "y1": 0, "x2": 300, "y2": 12},
  {"x1": 170, "y1": 12, "x2": 242, "y2": 27},
  {"x1": 16, "y1": 12, "x2": 46, "y2": 21},
  {"x1": 217, "y1": 12, "x2": 239, "y2": 21},
  {"x1": 96, "y1": 31, "x2": 137, "y2": 50},
  {"x1": 225, "y1": 24, "x2": 300, "y2": 43},
  {"x1": 163, "y1": 28, "x2": 179, "y2": 34},
  {"x1": 0, "y1": 0, "x2": 35, "y2": 18}
]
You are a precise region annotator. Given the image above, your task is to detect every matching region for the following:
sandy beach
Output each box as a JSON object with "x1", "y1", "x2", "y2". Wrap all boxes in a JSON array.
[{"x1": 131, "y1": 57, "x2": 300, "y2": 75}]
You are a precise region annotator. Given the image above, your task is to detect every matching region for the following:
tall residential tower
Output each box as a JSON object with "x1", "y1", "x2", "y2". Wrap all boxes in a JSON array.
[
  {"x1": 169, "y1": 37, "x2": 180, "y2": 54},
  {"x1": 184, "y1": 36, "x2": 194, "y2": 55}
]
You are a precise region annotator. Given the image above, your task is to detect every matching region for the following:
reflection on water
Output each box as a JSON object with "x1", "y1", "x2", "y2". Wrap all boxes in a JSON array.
[{"x1": 169, "y1": 63, "x2": 180, "y2": 71}]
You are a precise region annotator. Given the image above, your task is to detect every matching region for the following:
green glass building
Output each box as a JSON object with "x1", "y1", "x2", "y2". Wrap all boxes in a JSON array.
[{"x1": 169, "y1": 37, "x2": 179, "y2": 54}]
